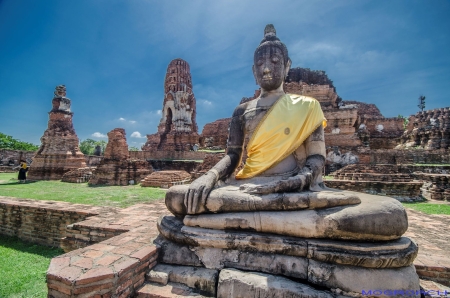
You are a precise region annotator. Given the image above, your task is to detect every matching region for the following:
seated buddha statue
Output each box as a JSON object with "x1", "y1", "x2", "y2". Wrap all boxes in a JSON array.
[{"x1": 165, "y1": 24, "x2": 408, "y2": 241}]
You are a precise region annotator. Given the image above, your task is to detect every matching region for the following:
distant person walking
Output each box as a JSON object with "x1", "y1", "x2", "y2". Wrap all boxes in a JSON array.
[{"x1": 17, "y1": 160, "x2": 28, "y2": 183}]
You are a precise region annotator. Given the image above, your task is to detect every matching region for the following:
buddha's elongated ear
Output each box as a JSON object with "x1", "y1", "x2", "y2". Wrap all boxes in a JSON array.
[{"x1": 284, "y1": 58, "x2": 292, "y2": 80}]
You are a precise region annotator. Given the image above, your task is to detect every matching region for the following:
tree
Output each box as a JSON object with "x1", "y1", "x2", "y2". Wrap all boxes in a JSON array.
[
  {"x1": 418, "y1": 95, "x2": 426, "y2": 112},
  {"x1": 0, "y1": 132, "x2": 39, "y2": 151},
  {"x1": 397, "y1": 115, "x2": 409, "y2": 130},
  {"x1": 79, "y1": 139, "x2": 107, "y2": 155},
  {"x1": 129, "y1": 146, "x2": 140, "y2": 151}
]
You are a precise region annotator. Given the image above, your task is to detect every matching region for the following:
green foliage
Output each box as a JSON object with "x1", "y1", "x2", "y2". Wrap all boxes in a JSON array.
[
  {"x1": 0, "y1": 133, "x2": 39, "y2": 151},
  {"x1": 0, "y1": 173, "x2": 165, "y2": 208},
  {"x1": 0, "y1": 235, "x2": 63, "y2": 298},
  {"x1": 403, "y1": 201, "x2": 450, "y2": 215},
  {"x1": 397, "y1": 115, "x2": 409, "y2": 130},
  {"x1": 79, "y1": 139, "x2": 107, "y2": 155},
  {"x1": 129, "y1": 146, "x2": 140, "y2": 151}
]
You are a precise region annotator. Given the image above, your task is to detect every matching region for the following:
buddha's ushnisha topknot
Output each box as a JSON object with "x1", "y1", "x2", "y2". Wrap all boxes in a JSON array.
[{"x1": 255, "y1": 24, "x2": 291, "y2": 65}]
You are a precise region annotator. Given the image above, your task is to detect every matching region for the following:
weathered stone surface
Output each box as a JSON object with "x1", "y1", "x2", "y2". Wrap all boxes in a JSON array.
[
  {"x1": 193, "y1": 247, "x2": 309, "y2": 279},
  {"x1": 308, "y1": 260, "x2": 420, "y2": 297},
  {"x1": 143, "y1": 59, "x2": 200, "y2": 151},
  {"x1": 416, "y1": 172, "x2": 450, "y2": 201},
  {"x1": 183, "y1": 193, "x2": 408, "y2": 241},
  {"x1": 158, "y1": 216, "x2": 418, "y2": 269},
  {"x1": 141, "y1": 171, "x2": 191, "y2": 188},
  {"x1": 147, "y1": 264, "x2": 218, "y2": 296},
  {"x1": 28, "y1": 85, "x2": 86, "y2": 180},
  {"x1": 0, "y1": 149, "x2": 35, "y2": 167},
  {"x1": 154, "y1": 236, "x2": 202, "y2": 267},
  {"x1": 89, "y1": 129, "x2": 152, "y2": 186},
  {"x1": 217, "y1": 268, "x2": 334, "y2": 298}
]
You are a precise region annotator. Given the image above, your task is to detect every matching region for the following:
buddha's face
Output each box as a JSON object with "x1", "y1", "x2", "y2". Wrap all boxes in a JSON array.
[{"x1": 253, "y1": 46, "x2": 289, "y2": 91}]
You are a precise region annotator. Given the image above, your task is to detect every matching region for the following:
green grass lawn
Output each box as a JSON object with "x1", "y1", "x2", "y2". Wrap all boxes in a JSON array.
[
  {"x1": 0, "y1": 236, "x2": 63, "y2": 298},
  {"x1": 0, "y1": 173, "x2": 166, "y2": 208},
  {"x1": 402, "y1": 201, "x2": 450, "y2": 215}
]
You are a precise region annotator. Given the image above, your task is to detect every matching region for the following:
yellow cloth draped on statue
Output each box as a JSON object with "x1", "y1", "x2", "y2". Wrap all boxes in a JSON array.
[{"x1": 236, "y1": 94, "x2": 327, "y2": 179}]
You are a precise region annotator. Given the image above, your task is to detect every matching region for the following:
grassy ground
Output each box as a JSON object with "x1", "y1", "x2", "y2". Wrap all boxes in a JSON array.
[
  {"x1": 402, "y1": 201, "x2": 450, "y2": 215},
  {"x1": 0, "y1": 173, "x2": 166, "y2": 208},
  {"x1": 0, "y1": 236, "x2": 63, "y2": 298}
]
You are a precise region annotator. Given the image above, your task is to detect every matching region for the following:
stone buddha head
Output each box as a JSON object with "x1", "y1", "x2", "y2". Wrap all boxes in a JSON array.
[{"x1": 253, "y1": 24, "x2": 292, "y2": 91}]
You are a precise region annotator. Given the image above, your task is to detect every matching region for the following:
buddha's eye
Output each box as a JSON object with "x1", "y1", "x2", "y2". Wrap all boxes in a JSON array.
[
  {"x1": 272, "y1": 56, "x2": 279, "y2": 63},
  {"x1": 257, "y1": 59, "x2": 264, "y2": 66}
]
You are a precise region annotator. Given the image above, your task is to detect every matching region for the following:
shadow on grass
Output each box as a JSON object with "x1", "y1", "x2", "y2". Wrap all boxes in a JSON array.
[
  {"x1": 0, "y1": 235, "x2": 63, "y2": 258},
  {"x1": 0, "y1": 180, "x2": 39, "y2": 186}
]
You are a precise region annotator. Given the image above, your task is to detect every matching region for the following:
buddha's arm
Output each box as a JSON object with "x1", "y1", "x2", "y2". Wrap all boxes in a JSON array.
[{"x1": 185, "y1": 104, "x2": 246, "y2": 214}]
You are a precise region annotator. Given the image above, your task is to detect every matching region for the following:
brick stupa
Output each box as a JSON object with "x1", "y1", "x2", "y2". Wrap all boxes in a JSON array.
[
  {"x1": 89, "y1": 128, "x2": 152, "y2": 186},
  {"x1": 142, "y1": 59, "x2": 199, "y2": 151},
  {"x1": 28, "y1": 85, "x2": 86, "y2": 180}
]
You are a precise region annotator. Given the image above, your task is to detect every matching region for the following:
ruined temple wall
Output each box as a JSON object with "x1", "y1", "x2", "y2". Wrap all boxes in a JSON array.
[
  {"x1": 129, "y1": 150, "x2": 208, "y2": 160},
  {"x1": 362, "y1": 117, "x2": 404, "y2": 135},
  {"x1": 200, "y1": 118, "x2": 231, "y2": 148},
  {"x1": 323, "y1": 109, "x2": 358, "y2": 134},
  {"x1": 0, "y1": 149, "x2": 35, "y2": 166}
]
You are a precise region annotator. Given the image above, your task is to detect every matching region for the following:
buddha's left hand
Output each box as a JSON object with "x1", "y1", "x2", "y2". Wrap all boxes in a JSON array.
[{"x1": 240, "y1": 173, "x2": 311, "y2": 194}]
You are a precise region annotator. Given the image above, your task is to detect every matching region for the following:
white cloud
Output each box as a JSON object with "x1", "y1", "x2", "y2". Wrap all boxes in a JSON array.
[
  {"x1": 91, "y1": 132, "x2": 107, "y2": 138},
  {"x1": 199, "y1": 99, "x2": 213, "y2": 106},
  {"x1": 131, "y1": 131, "x2": 146, "y2": 138},
  {"x1": 119, "y1": 117, "x2": 126, "y2": 121},
  {"x1": 129, "y1": 120, "x2": 137, "y2": 124},
  {"x1": 157, "y1": 110, "x2": 162, "y2": 115}
]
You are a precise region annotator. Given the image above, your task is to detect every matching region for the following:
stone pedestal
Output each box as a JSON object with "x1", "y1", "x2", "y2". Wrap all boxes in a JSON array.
[{"x1": 153, "y1": 191, "x2": 421, "y2": 297}]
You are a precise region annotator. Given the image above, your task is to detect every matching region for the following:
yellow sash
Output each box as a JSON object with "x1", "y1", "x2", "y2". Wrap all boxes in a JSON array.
[{"x1": 236, "y1": 94, "x2": 326, "y2": 179}]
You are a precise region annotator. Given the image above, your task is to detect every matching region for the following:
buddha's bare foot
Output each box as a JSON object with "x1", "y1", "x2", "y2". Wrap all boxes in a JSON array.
[
  {"x1": 240, "y1": 174, "x2": 311, "y2": 194},
  {"x1": 184, "y1": 172, "x2": 217, "y2": 214}
]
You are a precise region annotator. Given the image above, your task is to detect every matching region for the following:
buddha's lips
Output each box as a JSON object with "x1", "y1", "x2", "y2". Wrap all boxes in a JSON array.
[{"x1": 262, "y1": 76, "x2": 273, "y2": 81}]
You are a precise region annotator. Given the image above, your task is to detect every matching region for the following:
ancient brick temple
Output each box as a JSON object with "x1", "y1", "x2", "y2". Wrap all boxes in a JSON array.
[
  {"x1": 28, "y1": 85, "x2": 86, "y2": 180},
  {"x1": 397, "y1": 107, "x2": 450, "y2": 150},
  {"x1": 143, "y1": 59, "x2": 200, "y2": 151},
  {"x1": 89, "y1": 128, "x2": 152, "y2": 186}
]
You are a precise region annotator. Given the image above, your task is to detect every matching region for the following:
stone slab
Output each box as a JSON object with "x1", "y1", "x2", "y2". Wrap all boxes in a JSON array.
[
  {"x1": 158, "y1": 216, "x2": 418, "y2": 269},
  {"x1": 147, "y1": 264, "x2": 218, "y2": 296},
  {"x1": 308, "y1": 260, "x2": 420, "y2": 297},
  {"x1": 217, "y1": 268, "x2": 334, "y2": 298}
]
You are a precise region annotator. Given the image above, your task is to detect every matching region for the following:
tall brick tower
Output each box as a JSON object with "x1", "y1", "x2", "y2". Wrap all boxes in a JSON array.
[
  {"x1": 143, "y1": 59, "x2": 199, "y2": 151},
  {"x1": 28, "y1": 85, "x2": 86, "y2": 180}
]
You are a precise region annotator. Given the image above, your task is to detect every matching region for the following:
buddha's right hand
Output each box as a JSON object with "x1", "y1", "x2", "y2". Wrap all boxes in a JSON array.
[{"x1": 184, "y1": 171, "x2": 217, "y2": 214}]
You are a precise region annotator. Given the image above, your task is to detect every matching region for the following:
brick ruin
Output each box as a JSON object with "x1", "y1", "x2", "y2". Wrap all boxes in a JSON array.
[
  {"x1": 27, "y1": 85, "x2": 86, "y2": 180},
  {"x1": 143, "y1": 59, "x2": 200, "y2": 151},
  {"x1": 88, "y1": 128, "x2": 152, "y2": 186},
  {"x1": 397, "y1": 107, "x2": 450, "y2": 150},
  {"x1": 199, "y1": 118, "x2": 230, "y2": 149},
  {"x1": 140, "y1": 170, "x2": 191, "y2": 188}
]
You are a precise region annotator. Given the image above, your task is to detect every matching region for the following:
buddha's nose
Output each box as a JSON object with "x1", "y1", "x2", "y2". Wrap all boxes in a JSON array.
[{"x1": 263, "y1": 67, "x2": 271, "y2": 74}]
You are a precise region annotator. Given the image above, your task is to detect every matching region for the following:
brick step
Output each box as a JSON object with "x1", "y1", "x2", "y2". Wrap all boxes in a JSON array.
[{"x1": 136, "y1": 282, "x2": 208, "y2": 298}]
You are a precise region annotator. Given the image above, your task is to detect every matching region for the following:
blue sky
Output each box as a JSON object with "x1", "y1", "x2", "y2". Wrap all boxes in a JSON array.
[{"x1": 1, "y1": 0, "x2": 449, "y2": 147}]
